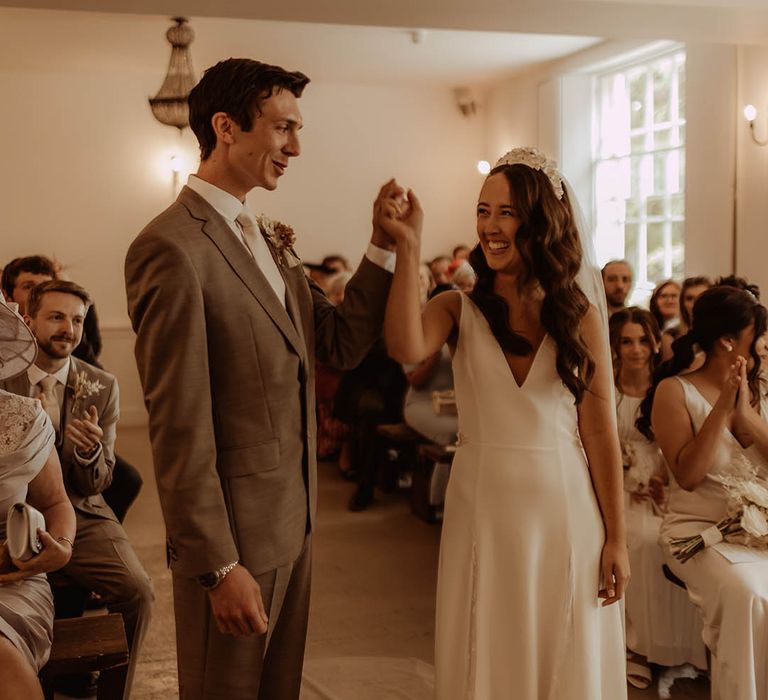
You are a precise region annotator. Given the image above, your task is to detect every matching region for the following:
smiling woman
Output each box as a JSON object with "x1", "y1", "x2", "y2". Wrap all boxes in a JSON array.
[{"x1": 379, "y1": 147, "x2": 629, "y2": 700}]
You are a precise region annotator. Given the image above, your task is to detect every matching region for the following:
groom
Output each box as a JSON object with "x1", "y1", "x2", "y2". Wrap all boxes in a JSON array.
[{"x1": 125, "y1": 59, "x2": 397, "y2": 699}]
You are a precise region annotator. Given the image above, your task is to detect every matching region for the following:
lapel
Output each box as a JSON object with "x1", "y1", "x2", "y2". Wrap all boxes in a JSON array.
[
  {"x1": 57, "y1": 358, "x2": 81, "y2": 455},
  {"x1": 178, "y1": 187, "x2": 307, "y2": 363}
]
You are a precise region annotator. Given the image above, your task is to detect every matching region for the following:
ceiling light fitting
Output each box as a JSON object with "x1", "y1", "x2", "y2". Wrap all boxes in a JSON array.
[{"x1": 149, "y1": 17, "x2": 197, "y2": 131}]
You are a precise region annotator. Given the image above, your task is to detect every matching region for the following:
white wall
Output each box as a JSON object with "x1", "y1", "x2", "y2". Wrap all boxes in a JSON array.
[
  {"x1": 0, "y1": 9, "x2": 486, "y2": 424},
  {"x1": 736, "y1": 44, "x2": 768, "y2": 298}
]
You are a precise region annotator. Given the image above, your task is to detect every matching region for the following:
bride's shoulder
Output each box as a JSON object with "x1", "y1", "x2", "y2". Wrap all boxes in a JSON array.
[{"x1": 427, "y1": 289, "x2": 463, "y2": 318}]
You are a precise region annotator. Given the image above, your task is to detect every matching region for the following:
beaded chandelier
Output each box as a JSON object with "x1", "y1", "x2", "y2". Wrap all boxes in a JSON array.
[{"x1": 148, "y1": 17, "x2": 197, "y2": 131}]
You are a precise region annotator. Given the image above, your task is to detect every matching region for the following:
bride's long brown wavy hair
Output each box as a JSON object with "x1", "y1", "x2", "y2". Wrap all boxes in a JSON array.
[{"x1": 468, "y1": 163, "x2": 595, "y2": 403}]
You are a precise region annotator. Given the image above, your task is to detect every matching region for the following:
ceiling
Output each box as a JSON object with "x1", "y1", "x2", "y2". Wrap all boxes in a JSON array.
[
  {"x1": 1, "y1": 0, "x2": 768, "y2": 44},
  {"x1": 0, "y1": 0, "x2": 764, "y2": 93},
  {"x1": 0, "y1": 8, "x2": 601, "y2": 87}
]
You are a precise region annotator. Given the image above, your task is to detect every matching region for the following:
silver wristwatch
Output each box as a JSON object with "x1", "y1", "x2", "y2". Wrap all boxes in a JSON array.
[{"x1": 197, "y1": 561, "x2": 238, "y2": 590}]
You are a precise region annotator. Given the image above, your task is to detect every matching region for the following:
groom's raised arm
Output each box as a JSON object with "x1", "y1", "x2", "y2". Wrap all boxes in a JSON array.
[
  {"x1": 125, "y1": 228, "x2": 239, "y2": 578},
  {"x1": 312, "y1": 185, "x2": 404, "y2": 368}
]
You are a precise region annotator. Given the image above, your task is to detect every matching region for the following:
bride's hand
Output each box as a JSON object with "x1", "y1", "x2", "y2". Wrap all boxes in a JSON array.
[
  {"x1": 598, "y1": 539, "x2": 630, "y2": 607},
  {"x1": 373, "y1": 179, "x2": 422, "y2": 248}
]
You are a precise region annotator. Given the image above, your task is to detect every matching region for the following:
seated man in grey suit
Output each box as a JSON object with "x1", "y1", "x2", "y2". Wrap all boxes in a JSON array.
[
  {"x1": 125, "y1": 58, "x2": 419, "y2": 699},
  {"x1": 1, "y1": 279, "x2": 153, "y2": 700}
]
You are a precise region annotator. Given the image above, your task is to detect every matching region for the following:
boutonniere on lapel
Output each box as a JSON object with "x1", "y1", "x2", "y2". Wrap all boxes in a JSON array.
[
  {"x1": 70, "y1": 370, "x2": 106, "y2": 417},
  {"x1": 256, "y1": 215, "x2": 302, "y2": 269}
]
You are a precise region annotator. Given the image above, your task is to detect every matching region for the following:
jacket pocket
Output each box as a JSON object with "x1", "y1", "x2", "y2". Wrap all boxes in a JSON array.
[{"x1": 218, "y1": 439, "x2": 280, "y2": 477}]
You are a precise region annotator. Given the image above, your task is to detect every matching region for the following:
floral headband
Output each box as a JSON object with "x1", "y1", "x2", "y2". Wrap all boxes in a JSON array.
[{"x1": 494, "y1": 147, "x2": 564, "y2": 200}]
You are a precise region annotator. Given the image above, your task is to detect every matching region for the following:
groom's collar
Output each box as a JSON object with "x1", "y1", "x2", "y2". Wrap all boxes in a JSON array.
[{"x1": 186, "y1": 175, "x2": 243, "y2": 225}]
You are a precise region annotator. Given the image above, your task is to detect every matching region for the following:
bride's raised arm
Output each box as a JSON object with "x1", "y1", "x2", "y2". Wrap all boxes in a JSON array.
[{"x1": 374, "y1": 181, "x2": 458, "y2": 363}]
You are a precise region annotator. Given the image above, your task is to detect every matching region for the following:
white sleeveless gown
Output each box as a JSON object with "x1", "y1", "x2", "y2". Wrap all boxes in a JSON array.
[{"x1": 434, "y1": 294, "x2": 626, "y2": 700}]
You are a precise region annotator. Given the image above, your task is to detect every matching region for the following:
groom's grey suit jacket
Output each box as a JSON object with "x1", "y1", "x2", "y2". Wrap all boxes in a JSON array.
[{"x1": 125, "y1": 186, "x2": 390, "y2": 580}]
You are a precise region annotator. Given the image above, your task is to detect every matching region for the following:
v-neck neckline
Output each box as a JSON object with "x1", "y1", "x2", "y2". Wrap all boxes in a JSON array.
[
  {"x1": 679, "y1": 376, "x2": 745, "y2": 448},
  {"x1": 467, "y1": 295, "x2": 548, "y2": 389}
]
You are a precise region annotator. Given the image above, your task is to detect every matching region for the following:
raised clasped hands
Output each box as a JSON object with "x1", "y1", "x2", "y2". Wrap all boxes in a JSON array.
[
  {"x1": 730, "y1": 355, "x2": 757, "y2": 447},
  {"x1": 0, "y1": 530, "x2": 73, "y2": 584},
  {"x1": 208, "y1": 564, "x2": 270, "y2": 637},
  {"x1": 372, "y1": 179, "x2": 423, "y2": 250}
]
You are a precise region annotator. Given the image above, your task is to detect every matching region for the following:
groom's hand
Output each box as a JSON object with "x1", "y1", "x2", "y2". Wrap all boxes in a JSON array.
[
  {"x1": 370, "y1": 179, "x2": 405, "y2": 251},
  {"x1": 208, "y1": 564, "x2": 269, "y2": 637}
]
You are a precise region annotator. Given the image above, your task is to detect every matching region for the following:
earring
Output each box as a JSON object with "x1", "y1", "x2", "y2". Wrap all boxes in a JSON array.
[{"x1": 725, "y1": 343, "x2": 734, "y2": 352}]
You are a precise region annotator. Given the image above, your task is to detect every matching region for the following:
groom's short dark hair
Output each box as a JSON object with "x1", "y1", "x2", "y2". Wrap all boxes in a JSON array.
[{"x1": 189, "y1": 58, "x2": 310, "y2": 161}]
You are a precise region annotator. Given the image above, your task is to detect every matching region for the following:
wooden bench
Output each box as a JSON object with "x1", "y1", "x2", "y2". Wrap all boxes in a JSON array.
[
  {"x1": 40, "y1": 613, "x2": 129, "y2": 700},
  {"x1": 412, "y1": 443, "x2": 455, "y2": 524}
]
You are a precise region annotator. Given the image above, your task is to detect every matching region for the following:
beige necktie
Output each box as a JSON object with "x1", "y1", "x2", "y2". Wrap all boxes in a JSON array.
[
  {"x1": 39, "y1": 375, "x2": 61, "y2": 433},
  {"x1": 236, "y1": 208, "x2": 286, "y2": 307}
]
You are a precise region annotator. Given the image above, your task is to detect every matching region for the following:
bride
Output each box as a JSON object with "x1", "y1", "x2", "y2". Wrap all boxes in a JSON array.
[{"x1": 377, "y1": 148, "x2": 628, "y2": 699}]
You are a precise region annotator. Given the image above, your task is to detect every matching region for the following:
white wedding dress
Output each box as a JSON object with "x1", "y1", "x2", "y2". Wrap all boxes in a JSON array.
[{"x1": 434, "y1": 294, "x2": 626, "y2": 700}]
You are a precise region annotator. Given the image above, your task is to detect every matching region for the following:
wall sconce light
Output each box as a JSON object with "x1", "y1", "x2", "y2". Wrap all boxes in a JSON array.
[
  {"x1": 743, "y1": 104, "x2": 767, "y2": 146},
  {"x1": 169, "y1": 152, "x2": 193, "y2": 194},
  {"x1": 149, "y1": 17, "x2": 197, "y2": 131},
  {"x1": 477, "y1": 160, "x2": 491, "y2": 175}
]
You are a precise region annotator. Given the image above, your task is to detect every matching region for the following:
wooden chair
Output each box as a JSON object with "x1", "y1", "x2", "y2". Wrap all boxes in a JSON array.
[{"x1": 40, "y1": 613, "x2": 129, "y2": 700}]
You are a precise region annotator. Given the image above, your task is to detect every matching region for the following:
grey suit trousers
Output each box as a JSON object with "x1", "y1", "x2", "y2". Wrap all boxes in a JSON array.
[
  {"x1": 174, "y1": 534, "x2": 312, "y2": 700},
  {"x1": 55, "y1": 512, "x2": 154, "y2": 700}
]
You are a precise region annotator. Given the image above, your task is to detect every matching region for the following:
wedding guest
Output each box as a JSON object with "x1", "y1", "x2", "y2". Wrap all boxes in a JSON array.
[
  {"x1": 452, "y1": 244, "x2": 471, "y2": 263},
  {"x1": 326, "y1": 270, "x2": 353, "y2": 306},
  {"x1": 717, "y1": 274, "x2": 760, "y2": 300},
  {"x1": 602, "y1": 259, "x2": 633, "y2": 316},
  {"x1": 641, "y1": 284, "x2": 768, "y2": 700},
  {"x1": 380, "y1": 147, "x2": 628, "y2": 698},
  {"x1": 322, "y1": 254, "x2": 351, "y2": 273},
  {"x1": 1, "y1": 255, "x2": 143, "y2": 524},
  {"x1": 418, "y1": 262, "x2": 435, "y2": 302},
  {"x1": 316, "y1": 271, "x2": 354, "y2": 463},
  {"x1": 451, "y1": 261, "x2": 476, "y2": 293},
  {"x1": 1, "y1": 280, "x2": 153, "y2": 700},
  {"x1": 609, "y1": 307, "x2": 706, "y2": 689},
  {"x1": 429, "y1": 255, "x2": 452, "y2": 287},
  {"x1": 649, "y1": 279, "x2": 681, "y2": 334},
  {"x1": 339, "y1": 336, "x2": 408, "y2": 511},
  {"x1": 0, "y1": 294, "x2": 76, "y2": 700},
  {"x1": 661, "y1": 276, "x2": 712, "y2": 361},
  {"x1": 125, "y1": 58, "x2": 407, "y2": 700}
]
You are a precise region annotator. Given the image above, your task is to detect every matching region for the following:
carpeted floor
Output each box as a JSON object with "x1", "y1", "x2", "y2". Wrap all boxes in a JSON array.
[{"x1": 111, "y1": 427, "x2": 710, "y2": 700}]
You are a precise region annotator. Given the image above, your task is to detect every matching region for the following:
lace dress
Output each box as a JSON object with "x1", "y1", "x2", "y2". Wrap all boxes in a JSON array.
[
  {"x1": 434, "y1": 294, "x2": 626, "y2": 699},
  {"x1": 0, "y1": 390, "x2": 56, "y2": 670}
]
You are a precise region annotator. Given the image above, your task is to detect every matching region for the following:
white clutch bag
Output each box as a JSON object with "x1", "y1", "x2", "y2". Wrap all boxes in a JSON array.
[{"x1": 6, "y1": 502, "x2": 45, "y2": 561}]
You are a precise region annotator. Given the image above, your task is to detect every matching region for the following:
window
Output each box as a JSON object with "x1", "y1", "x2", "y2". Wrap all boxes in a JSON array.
[{"x1": 593, "y1": 49, "x2": 686, "y2": 303}]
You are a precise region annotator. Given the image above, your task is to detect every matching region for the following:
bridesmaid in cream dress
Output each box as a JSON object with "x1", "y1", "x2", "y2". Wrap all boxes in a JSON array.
[
  {"x1": 644, "y1": 284, "x2": 768, "y2": 700},
  {"x1": 377, "y1": 148, "x2": 628, "y2": 699},
  {"x1": 609, "y1": 308, "x2": 707, "y2": 689}
]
